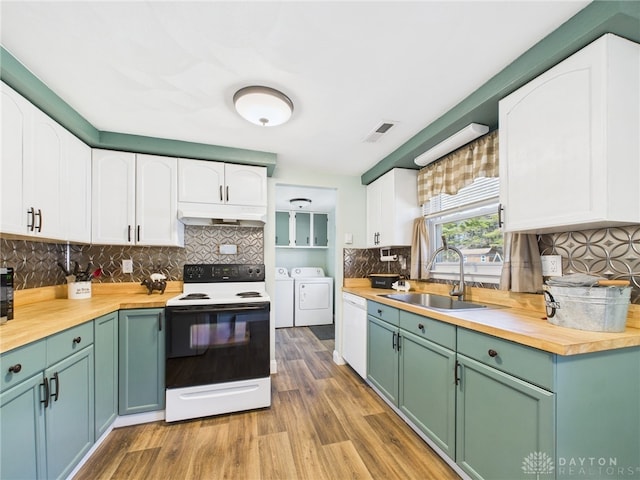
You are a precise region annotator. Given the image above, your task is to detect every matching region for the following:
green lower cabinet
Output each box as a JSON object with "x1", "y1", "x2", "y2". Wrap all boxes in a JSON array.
[
  {"x1": 94, "y1": 312, "x2": 118, "y2": 438},
  {"x1": 399, "y1": 330, "x2": 456, "y2": 458},
  {"x1": 455, "y1": 354, "x2": 555, "y2": 480},
  {"x1": 119, "y1": 308, "x2": 165, "y2": 415},
  {"x1": 0, "y1": 372, "x2": 47, "y2": 479},
  {"x1": 367, "y1": 315, "x2": 399, "y2": 405},
  {"x1": 44, "y1": 346, "x2": 95, "y2": 480}
]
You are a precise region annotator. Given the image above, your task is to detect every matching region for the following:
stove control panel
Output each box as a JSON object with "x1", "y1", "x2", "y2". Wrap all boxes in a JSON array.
[{"x1": 183, "y1": 263, "x2": 265, "y2": 283}]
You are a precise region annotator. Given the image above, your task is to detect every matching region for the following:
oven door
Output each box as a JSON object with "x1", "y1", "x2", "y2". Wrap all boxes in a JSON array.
[{"x1": 165, "y1": 302, "x2": 270, "y2": 389}]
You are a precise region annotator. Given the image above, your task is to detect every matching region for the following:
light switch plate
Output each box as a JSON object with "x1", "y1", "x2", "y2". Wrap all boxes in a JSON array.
[
  {"x1": 122, "y1": 259, "x2": 133, "y2": 274},
  {"x1": 541, "y1": 255, "x2": 562, "y2": 276},
  {"x1": 219, "y1": 244, "x2": 237, "y2": 255}
]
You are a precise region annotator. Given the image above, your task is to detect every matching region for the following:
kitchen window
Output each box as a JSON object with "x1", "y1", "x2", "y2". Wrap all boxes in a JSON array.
[{"x1": 424, "y1": 177, "x2": 503, "y2": 284}]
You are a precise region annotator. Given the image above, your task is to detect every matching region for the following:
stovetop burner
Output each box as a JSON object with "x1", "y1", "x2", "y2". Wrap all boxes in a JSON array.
[
  {"x1": 236, "y1": 291, "x2": 262, "y2": 298},
  {"x1": 181, "y1": 293, "x2": 210, "y2": 300}
]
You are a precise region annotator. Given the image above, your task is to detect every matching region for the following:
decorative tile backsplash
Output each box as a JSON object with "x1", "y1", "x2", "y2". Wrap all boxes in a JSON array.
[
  {"x1": 540, "y1": 224, "x2": 640, "y2": 303},
  {"x1": 1, "y1": 225, "x2": 264, "y2": 290}
]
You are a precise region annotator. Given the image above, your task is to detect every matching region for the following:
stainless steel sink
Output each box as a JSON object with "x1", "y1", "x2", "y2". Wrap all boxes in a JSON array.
[{"x1": 380, "y1": 293, "x2": 492, "y2": 311}]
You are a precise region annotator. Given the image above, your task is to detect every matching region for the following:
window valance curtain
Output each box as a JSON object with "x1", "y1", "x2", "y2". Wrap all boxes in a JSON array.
[{"x1": 417, "y1": 130, "x2": 499, "y2": 206}]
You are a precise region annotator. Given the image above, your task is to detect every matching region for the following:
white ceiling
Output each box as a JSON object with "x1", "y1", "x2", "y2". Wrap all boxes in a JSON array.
[{"x1": 0, "y1": 1, "x2": 589, "y2": 178}]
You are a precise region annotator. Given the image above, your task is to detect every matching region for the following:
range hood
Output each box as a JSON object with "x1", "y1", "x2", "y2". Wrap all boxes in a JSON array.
[{"x1": 178, "y1": 203, "x2": 267, "y2": 226}]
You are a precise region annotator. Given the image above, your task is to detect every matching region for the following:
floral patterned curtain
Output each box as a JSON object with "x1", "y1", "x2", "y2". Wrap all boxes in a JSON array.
[{"x1": 417, "y1": 130, "x2": 499, "y2": 205}]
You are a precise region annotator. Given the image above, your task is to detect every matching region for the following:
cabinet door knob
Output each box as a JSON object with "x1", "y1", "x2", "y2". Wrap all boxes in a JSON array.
[
  {"x1": 8, "y1": 363, "x2": 22, "y2": 373},
  {"x1": 73, "y1": 336, "x2": 82, "y2": 344},
  {"x1": 488, "y1": 349, "x2": 498, "y2": 358}
]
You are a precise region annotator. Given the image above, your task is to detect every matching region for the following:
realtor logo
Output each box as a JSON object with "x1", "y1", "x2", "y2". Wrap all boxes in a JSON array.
[{"x1": 523, "y1": 451, "x2": 555, "y2": 477}]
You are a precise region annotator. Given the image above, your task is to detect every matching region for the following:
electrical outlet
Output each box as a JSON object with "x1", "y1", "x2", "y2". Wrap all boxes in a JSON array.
[
  {"x1": 122, "y1": 259, "x2": 133, "y2": 274},
  {"x1": 541, "y1": 255, "x2": 562, "y2": 276}
]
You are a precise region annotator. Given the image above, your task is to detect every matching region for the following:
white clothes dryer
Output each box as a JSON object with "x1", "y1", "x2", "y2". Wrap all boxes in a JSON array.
[
  {"x1": 291, "y1": 267, "x2": 333, "y2": 326},
  {"x1": 274, "y1": 267, "x2": 294, "y2": 328}
]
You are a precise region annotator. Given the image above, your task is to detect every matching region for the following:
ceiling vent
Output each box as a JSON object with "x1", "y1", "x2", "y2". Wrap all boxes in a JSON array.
[{"x1": 363, "y1": 121, "x2": 397, "y2": 143}]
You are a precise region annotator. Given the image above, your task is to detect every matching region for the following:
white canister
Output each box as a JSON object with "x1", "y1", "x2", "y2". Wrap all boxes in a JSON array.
[{"x1": 68, "y1": 281, "x2": 92, "y2": 300}]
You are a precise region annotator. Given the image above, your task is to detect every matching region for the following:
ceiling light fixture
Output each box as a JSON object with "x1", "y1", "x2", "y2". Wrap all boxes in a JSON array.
[
  {"x1": 233, "y1": 86, "x2": 294, "y2": 127},
  {"x1": 290, "y1": 198, "x2": 312, "y2": 209},
  {"x1": 414, "y1": 123, "x2": 489, "y2": 166}
]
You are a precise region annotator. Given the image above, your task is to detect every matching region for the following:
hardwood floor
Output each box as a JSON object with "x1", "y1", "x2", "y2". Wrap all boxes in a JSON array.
[{"x1": 74, "y1": 327, "x2": 460, "y2": 480}]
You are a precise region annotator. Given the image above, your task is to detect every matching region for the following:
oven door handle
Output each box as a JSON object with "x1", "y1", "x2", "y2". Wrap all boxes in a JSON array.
[{"x1": 167, "y1": 304, "x2": 268, "y2": 314}]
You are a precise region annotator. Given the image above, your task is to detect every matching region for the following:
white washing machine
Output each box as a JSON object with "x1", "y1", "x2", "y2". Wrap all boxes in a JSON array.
[
  {"x1": 274, "y1": 267, "x2": 294, "y2": 328},
  {"x1": 291, "y1": 267, "x2": 333, "y2": 326}
]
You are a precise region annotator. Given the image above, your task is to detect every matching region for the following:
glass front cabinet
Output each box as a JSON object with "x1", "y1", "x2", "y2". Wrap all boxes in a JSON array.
[{"x1": 276, "y1": 211, "x2": 328, "y2": 248}]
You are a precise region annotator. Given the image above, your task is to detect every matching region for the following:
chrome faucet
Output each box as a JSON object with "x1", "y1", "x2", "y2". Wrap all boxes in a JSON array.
[{"x1": 426, "y1": 236, "x2": 465, "y2": 301}]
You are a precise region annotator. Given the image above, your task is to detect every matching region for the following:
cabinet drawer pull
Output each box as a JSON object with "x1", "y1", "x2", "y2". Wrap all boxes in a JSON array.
[
  {"x1": 35, "y1": 209, "x2": 42, "y2": 232},
  {"x1": 137, "y1": 225, "x2": 141, "y2": 242},
  {"x1": 128, "y1": 225, "x2": 132, "y2": 242},
  {"x1": 417, "y1": 323, "x2": 425, "y2": 331},
  {"x1": 27, "y1": 207, "x2": 35, "y2": 231},
  {"x1": 377, "y1": 309, "x2": 383, "y2": 315},
  {"x1": 50, "y1": 372, "x2": 60, "y2": 402},
  {"x1": 41, "y1": 377, "x2": 50, "y2": 408},
  {"x1": 8, "y1": 363, "x2": 22, "y2": 373},
  {"x1": 488, "y1": 349, "x2": 498, "y2": 358},
  {"x1": 73, "y1": 336, "x2": 82, "y2": 344},
  {"x1": 455, "y1": 360, "x2": 461, "y2": 386}
]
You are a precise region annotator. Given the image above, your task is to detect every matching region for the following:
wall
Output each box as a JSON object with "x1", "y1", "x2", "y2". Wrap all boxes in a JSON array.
[{"x1": 0, "y1": 225, "x2": 264, "y2": 289}]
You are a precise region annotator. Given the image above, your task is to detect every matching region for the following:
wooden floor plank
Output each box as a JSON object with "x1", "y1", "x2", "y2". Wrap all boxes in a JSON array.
[
  {"x1": 320, "y1": 440, "x2": 374, "y2": 480},
  {"x1": 257, "y1": 431, "x2": 298, "y2": 480}
]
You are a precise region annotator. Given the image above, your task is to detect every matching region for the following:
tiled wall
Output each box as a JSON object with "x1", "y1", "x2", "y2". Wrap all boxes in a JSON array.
[
  {"x1": 0, "y1": 226, "x2": 264, "y2": 290},
  {"x1": 344, "y1": 224, "x2": 640, "y2": 304},
  {"x1": 540, "y1": 224, "x2": 640, "y2": 303}
]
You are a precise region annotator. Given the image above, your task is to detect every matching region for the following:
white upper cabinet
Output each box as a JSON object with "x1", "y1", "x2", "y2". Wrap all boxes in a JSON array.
[
  {"x1": 499, "y1": 34, "x2": 640, "y2": 233},
  {"x1": 92, "y1": 150, "x2": 183, "y2": 246},
  {"x1": 177, "y1": 159, "x2": 224, "y2": 204},
  {"x1": 62, "y1": 129, "x2": 92, "y2": 243},
  {"x1": 1, "y1": 82, "x2": 30, "y2": 235},
  {"x1": 136, "y1": 154, "x2": 182, "y2": 246},
  {"x1": 366, "y1": 168, "x2": 419, "y2": 248},
  {"x1": 224, "y1": 163, "x2": 267, "y2": 207},
  {"x1": 1, "y1": 82, "x2": 92, "y2": 243},
  {"x1": 178, "y1": 159, "x2": 266, "y2": 207}
]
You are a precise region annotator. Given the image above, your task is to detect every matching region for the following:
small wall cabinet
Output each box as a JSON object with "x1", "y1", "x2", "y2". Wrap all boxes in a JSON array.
[
  {"x1": 92, "y1": 150, "x2": 184, "y2": 246},
  {"x1": 275, "y1": 211, "x2": 328, "y2": 248},
  {"x1": 499, "y1": 34, "x2": 640, "y2": 233},
  {"x1": 366, "y1": 168, "x2": 418, "y2": 248},
  {"x1": 178, "y1": 158, "x2": 267, "y2": 207}
]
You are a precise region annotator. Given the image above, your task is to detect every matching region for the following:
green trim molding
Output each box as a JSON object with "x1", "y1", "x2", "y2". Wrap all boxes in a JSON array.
[
  {"x1": 361, "y1": 0, "x2": 640, "y2": 185},
  {"x1": 0, "y1": 48, "x2": 277, "y2": 176}
]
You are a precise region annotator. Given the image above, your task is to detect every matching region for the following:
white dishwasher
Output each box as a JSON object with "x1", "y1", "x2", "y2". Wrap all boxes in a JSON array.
[{"x1": 342, "y1": 292, "x2": 367, "y2": 379}]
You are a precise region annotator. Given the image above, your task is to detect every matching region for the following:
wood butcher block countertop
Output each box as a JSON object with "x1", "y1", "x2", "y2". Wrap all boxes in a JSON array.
[
  {"x1": 0, "y1": 282, "x2": 181, "y2": 354},
  {"x1": 343, "y1": 280, "x2": 640, "y2": 356}
]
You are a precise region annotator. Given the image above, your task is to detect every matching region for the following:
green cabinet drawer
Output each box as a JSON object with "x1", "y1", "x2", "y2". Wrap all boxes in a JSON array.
[
  {"x1": 457, "y1": 328, "x2": 554, "y2": 391},
  {"x1": 367, "y1": 301, "x2": 399, "y2": 326},
  {"x1": 47, "y1": 321, "x2": 94, "y2": 366},
  {"x1": 399, "y1": 310, "x2": 456, "y2": 350},
  {"x1": 1, "y1": 340, "x2": 46, "y2": 392}
]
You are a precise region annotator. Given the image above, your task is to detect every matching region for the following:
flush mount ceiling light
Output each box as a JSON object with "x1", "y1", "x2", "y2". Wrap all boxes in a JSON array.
[
  {"x1": 414, "y1": 123, "x2": 489, "y2": 166},
  {"x1": 290, "y1": 198, "x2": 312, "y2": 209},
  {"x1": 233, "y1": 86, "x2": 294, "y2": 127}
]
